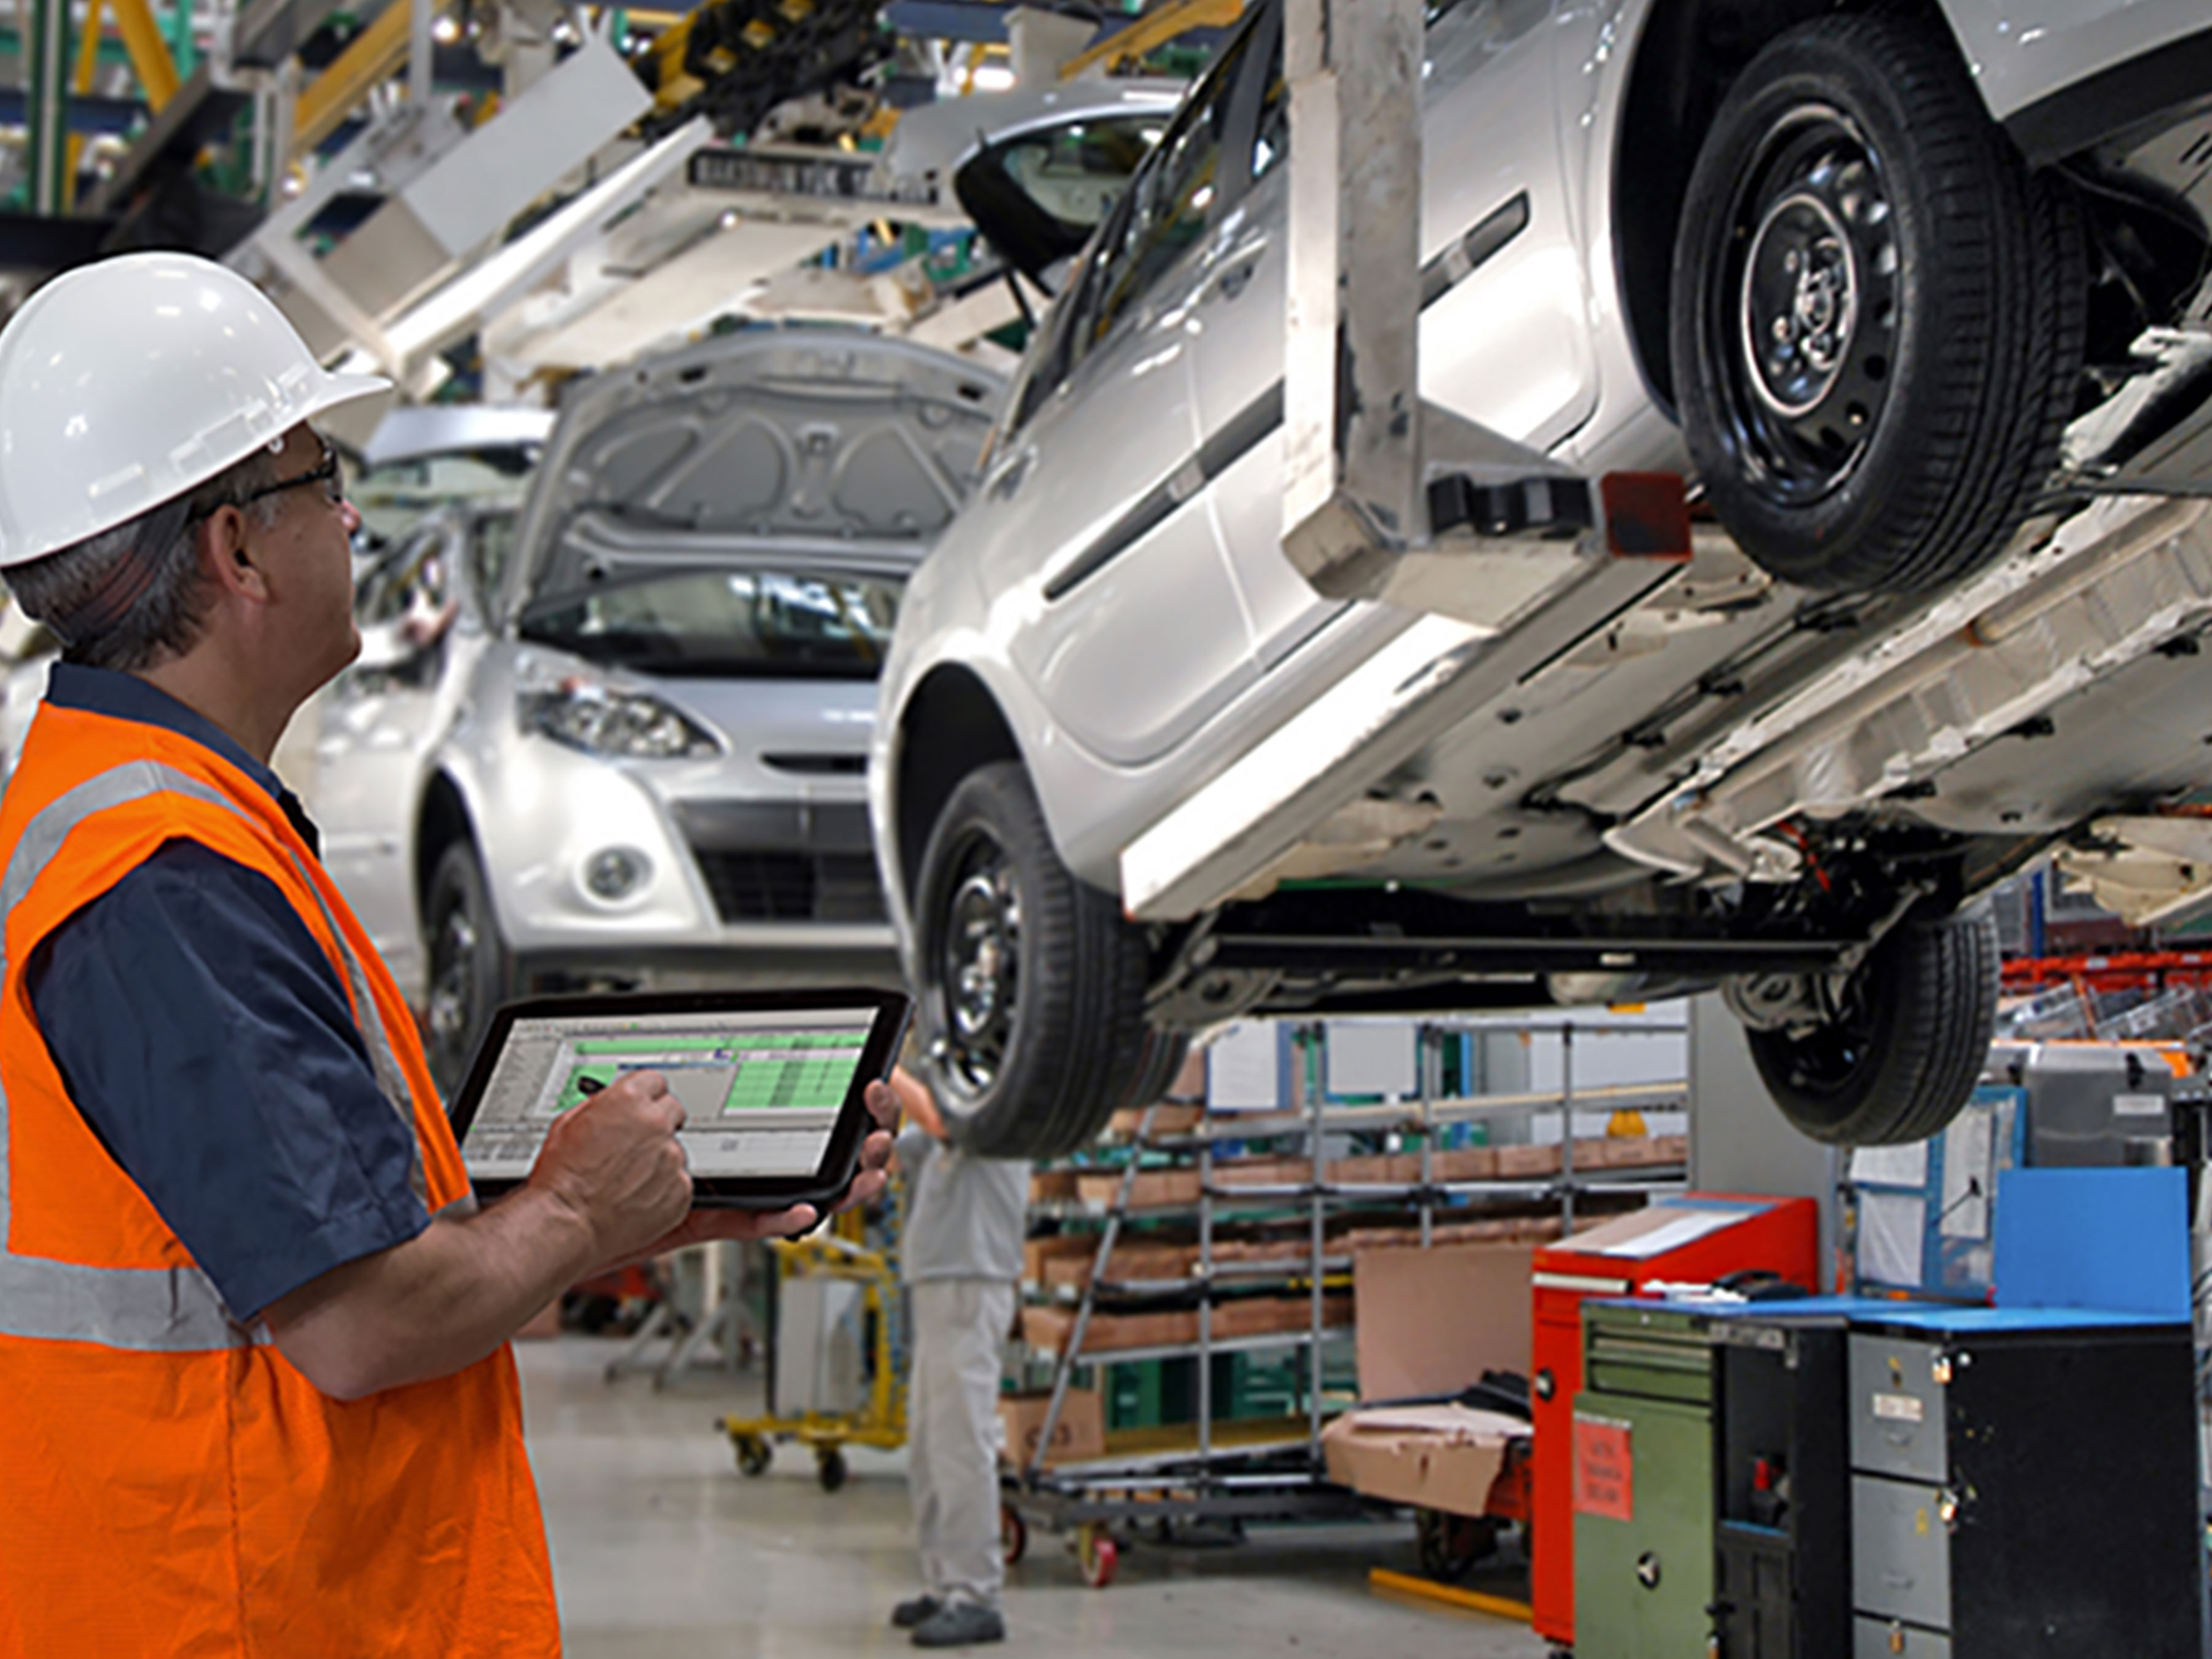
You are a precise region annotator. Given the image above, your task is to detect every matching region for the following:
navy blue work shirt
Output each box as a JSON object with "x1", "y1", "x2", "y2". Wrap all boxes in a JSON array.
[{"x1": 24, "y1": 664, "x2": 429, "y2": 1322}]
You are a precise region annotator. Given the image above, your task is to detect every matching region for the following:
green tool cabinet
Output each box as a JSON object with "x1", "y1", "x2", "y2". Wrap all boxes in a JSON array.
[{"x1": 1572, "y1": 1302, "x2": 1717, "y2": 1659}]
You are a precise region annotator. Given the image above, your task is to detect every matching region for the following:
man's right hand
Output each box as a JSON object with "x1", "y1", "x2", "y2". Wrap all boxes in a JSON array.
[{"x1": 525, "y1": 1069, "x2": 692, "y2": 1263}]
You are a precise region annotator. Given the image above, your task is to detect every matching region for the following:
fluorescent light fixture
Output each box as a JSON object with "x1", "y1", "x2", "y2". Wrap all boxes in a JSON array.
[{"x1": 970, "y1": 65, "x2": 1017, "y2": 92}]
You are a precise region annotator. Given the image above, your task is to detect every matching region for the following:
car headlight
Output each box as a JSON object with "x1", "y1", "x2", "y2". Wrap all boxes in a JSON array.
[{"x1": 520, "y1": 678, "x2": 722, "y2": 758}]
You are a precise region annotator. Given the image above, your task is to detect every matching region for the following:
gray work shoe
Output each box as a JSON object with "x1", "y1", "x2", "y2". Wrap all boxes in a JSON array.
[
  {"x1": 911, "y1": 1602, "x2": 1006, "y2": 1647},
  {"x1": 891, "y1": 1596, "x2": 943, "y2": 1630}
]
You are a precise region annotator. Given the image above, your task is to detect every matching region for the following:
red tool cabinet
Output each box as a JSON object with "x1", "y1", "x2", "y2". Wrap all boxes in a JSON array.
[{"x1": 1528, "y1": 1193, "x2": 1818, "y2": 1650}]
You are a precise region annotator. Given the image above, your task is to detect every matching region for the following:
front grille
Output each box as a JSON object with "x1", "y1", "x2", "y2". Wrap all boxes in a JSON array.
[{"x1": 693, "y1": 850, "x2": 885, "y2": 924}]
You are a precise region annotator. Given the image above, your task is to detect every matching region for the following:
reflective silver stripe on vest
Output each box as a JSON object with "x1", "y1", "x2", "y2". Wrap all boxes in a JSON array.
[{"x1": 0, "y1": 759, "x2": 417, "y2": 1351}]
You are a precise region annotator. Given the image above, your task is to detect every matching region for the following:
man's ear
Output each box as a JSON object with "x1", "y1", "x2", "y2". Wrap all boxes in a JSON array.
[{"x1": 198, "y1": 507, "x2": 270, "y2": 605}]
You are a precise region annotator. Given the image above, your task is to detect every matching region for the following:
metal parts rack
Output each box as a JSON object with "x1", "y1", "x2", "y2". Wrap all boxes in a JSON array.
[{"x1": 1006, "y1": 1016, "x2": 1689, "y2": 1586}]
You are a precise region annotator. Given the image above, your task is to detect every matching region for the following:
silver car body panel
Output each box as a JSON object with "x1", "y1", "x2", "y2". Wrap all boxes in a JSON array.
[
  {"x1": 1939, "y1": 0, "x2": 2211, "y2": 125},
  {"x1": 319, "y1": 329, "x2": 1002, "y2": 1006},
  {"x1": 874, "y1": 0, "x2": 2212, "y2": 952}
]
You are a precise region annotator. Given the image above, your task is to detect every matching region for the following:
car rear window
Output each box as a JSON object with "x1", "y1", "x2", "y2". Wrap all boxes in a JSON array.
[{"x1": 519, "y1": 568, "x2": 903, "y2": 679}]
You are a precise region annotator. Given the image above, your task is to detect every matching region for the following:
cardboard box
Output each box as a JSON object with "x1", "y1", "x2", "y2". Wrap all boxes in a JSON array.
[
  {"x1": 1024, "y1": 1234, "x2": 1096, "y2": 1284},
  {"x1": 1321, "y1": 1405, "x2": 1529, "y2": 1517},
  {"x1": 1431, "y1": 1145, "x2": 1500, "y2": 1182},
  {"x1": 1021, "y1": 1303, "x2": 1193, "y2": 1354},
  {"x1": 1107, "y1": 1102, "x2": 1207, "y2": 1140},
  {"x1": 1213, "y1": 1293, "x2": 1352, "y2": 1338},
  {"x1": 1073, "y1": 1167, "x2": 1203, "y2": 1209},
  {"x1": 1021, "y1": 1293, "x2": 1352, "y2": 1355},
  {"x1": 1353, "y1": 1241, "x2": 1534, "y2": 1401},
  {"x1": 1496, "y1": 1142, "x2": 1565, "y2": 1178},
  {"x1": 1030, "y1": 1169, "x2": 1078, "y2": 1202},
  {"x1": 1213, "y1": 1156, "x2": 1311, "y2": 1189},
  {"x1": 998, "y1": 1389, "x2": 1107, "y2": 1468},
  {"x1": 1042, "y1": 1239, "x2": 1198, "y2": 1290}
]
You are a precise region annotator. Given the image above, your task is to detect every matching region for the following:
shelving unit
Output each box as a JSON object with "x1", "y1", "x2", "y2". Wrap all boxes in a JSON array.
[{"x1": 1003, "y1": 1016, "x2": 1691, "y2": 1582}]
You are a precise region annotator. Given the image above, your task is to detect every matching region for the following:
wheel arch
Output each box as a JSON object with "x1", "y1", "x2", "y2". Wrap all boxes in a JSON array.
[
  {"x1": 891, "y1": 665, "x2": 1024, "y2": 898},
  {"x1": 414, "y1": 769, "x2": 480, "y2": 920},
  {"x1": 1610, "y1": 0, "x2": 1973, "y2": 414}
]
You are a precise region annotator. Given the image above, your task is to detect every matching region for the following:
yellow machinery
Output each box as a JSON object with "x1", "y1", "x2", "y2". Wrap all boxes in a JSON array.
[{"x1": 719, "y1": 1199, "x2": 906, "y2": 1491}]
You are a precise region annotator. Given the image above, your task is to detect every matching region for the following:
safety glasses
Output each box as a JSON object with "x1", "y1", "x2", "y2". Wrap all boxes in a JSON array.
[{"x1": 201, "y1": 434, "x2": 345, "y2": 519}]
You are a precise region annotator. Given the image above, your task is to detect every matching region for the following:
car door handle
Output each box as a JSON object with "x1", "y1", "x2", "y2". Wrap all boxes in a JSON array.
[
  {"x1": 987, "y1": 447, "x2": 1035, "y2": 503},
  {"x1": 1207, "y1": 259, "x2": 1260, "y2": 302}
]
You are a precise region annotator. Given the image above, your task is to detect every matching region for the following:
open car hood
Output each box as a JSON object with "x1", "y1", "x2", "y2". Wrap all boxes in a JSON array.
[{"x1": 507, "y1": 327, "x2": 1005, "y2": 618}]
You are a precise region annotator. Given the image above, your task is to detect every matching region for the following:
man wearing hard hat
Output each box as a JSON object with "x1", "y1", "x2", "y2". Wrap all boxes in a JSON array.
[{"x1": 0, "y1": 251, "x2": 895, "y2": 1657}]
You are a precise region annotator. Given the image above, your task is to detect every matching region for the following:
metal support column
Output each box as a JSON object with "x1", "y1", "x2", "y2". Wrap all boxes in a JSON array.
[
  {"x1": 26, "y1": 0, "x2": 71, "y2": 216},
  {"x1": 1559, "y1": 1021, "x2": 1577, "y2": 1232},
  {"x1": 1280, "y1": 0, "x2": 1426, "y2": 586},
  {"x1": 1304, "y1": 1024, "x2": 1325, "y2": 1462}
]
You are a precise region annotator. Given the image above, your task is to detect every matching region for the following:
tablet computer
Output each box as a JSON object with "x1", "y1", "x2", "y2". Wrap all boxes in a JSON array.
[{"x1": 447, "y1": 987, "x2": 911, "y2": 1209}]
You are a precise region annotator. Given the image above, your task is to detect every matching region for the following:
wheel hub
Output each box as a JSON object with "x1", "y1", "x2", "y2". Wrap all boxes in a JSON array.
[
  {"x1": 427, "y1": 909, "x2": 478, "y2": 1048},
  {"x1": 936, "y1": 838, "x2": 1022, "y2": 1091},
  {"x1": 1717, "y1": 107, "x2": 1900, "y2": 505},
  {"x1": 1744, "y1": 193, "x2": 1857, "y2": 415}
]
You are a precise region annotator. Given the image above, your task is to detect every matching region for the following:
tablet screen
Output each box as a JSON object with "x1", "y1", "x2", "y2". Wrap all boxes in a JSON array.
[{"x1": 459, "y1": 1002, "x2": 882, "y2": 1183}]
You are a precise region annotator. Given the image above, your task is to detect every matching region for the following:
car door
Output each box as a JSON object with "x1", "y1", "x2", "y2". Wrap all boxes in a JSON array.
[
  {"x1": 316, "y1": 518, "x2": 467, "y2": 968},
  {"x1": 1183, "y1": 0, "x2": 1588, "y2": 670},
  {"x1": 975, "y1": 29, "x2": 1273, "y2": 769}
]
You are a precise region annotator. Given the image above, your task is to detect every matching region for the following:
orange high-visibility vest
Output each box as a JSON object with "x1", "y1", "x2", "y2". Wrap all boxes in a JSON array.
[{"x1": 0, "y1": 697, "x2": 559, "y2": 1657}]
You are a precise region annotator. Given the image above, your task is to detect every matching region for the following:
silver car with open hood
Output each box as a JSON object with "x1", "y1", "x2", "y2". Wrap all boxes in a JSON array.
[{"x1": 315, "y1": 329, "x2": 1003, "y2": 1089}]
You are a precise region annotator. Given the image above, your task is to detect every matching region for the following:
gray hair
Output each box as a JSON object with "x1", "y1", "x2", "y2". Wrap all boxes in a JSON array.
[{"x1": 3, "y1": 446, "x2": 289, "y2": 672}]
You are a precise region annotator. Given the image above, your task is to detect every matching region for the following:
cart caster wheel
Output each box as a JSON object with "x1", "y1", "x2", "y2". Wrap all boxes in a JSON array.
[
  {"x1": 816, "y1": 1447, "x2": 849, "y2": 1492},
  {"x1": 1416, "y1": 1508, "x2": 1499, "y2": 1582},
  {"x1": 734, "y1": 1435, "x2": 772, "y2": 1478},
  {"x1": 1078, "y1": 1526, "x2": 1118, "y2": 1589},
  {"x1": 1002, "y1": 1504, "x2": 1027, "y2": 1566}
]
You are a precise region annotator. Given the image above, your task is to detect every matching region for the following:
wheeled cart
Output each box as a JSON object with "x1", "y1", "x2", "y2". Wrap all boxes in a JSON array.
[
  {"x1": 998, "y1": 1421, "x2": 1367, "y2": 1589},
  {"x1": 719, "y1": 1214, "x2": 906, "y2": 1492}
]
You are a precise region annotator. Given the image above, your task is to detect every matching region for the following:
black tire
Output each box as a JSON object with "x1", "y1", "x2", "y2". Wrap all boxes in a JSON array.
[
  {"x1": 815, "y1": 1447, "x2": 849, "y2": 1492},
  {"x1": 1747, "y1": 903, "x2": 1999, "y2": 1146},
  {"x1": 913, "y1": 761, "x2": 1151, "y2": 1158},
  {"x1": 1673, "y1": 11, "x2": 2085, "y2": 595},
  {"x1": 423, "y1": 839, "x2": 511, "y2": 1099},
  {"x1": 735, "y1": 1435, "x2": 772, "y2": 1478},
  {"x1": 1121, "y1": 1028, "x2": 1193, "y2": 1116}
]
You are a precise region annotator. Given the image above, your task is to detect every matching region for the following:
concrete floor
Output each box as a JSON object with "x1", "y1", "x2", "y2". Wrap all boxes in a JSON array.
[{"x1": 517, "y1": 1336, "x2": 1551, "y2": 1658}]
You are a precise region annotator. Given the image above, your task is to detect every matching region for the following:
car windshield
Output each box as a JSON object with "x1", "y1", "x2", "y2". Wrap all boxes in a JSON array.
[{"x1": 518, "y1": 567, "x2": 904, "y2": 680}]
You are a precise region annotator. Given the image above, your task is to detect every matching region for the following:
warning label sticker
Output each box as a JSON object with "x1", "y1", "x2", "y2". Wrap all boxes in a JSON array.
[{"x1": 1573, "y1": 1414, "x2": 1634, "y2": 1522}]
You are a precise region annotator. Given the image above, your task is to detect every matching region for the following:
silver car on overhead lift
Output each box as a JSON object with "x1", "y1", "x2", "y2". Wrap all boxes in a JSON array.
[
  {"x1": 874, "y1": 0, "x2": 2212, "y2": 1155},
  {"x1": 316, "y1": 329, "x2": 1003, "y2": 1090}
]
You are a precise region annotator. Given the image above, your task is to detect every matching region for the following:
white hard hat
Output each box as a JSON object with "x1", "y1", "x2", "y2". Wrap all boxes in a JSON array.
[{"x1": 0, "y1": 251, "x2": 391, "y2": 568}]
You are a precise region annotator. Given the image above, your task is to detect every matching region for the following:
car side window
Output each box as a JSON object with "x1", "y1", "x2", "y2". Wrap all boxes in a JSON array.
[
  {"x1": 995, "y1": 9, "x2": 1273, "y2": 444},
  {"x1": 1083, "y1": 32, "x2": 1258, "y2": 348}
]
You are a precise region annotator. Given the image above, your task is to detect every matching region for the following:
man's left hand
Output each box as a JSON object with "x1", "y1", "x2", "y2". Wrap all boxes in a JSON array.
[{"x1": 597, "y1": 1078, "x2": 901, "y2": 1263}]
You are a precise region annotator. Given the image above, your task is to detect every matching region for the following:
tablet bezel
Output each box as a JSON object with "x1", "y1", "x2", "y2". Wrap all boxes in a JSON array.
[{"x1": 445, "y1": 986, "x2": 912, "y2": 1209}]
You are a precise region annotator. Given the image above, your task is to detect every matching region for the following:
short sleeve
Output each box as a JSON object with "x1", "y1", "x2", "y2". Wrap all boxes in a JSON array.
[{"x1": 26, "y1": 840, "x2": 429, "y2": 1320}]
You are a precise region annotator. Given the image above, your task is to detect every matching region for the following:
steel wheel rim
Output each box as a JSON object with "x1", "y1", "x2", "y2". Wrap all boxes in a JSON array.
[
  {"x1": 426, "y1": 902, "x2": 480, "y2": 1070},
  {"x1": 1715, "y1": 104, "x2": 1900, "y2": 506},
  {"x1": 1773, "y1": 976, "x2": 1877, "y2": 1106},
  {"x1": 935, "y1": 828, "x2": 1022, "y2": 1096}
]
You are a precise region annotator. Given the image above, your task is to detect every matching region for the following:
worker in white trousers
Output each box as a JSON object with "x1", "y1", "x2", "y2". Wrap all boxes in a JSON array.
[{"x1": 888, "y1": 1069, "x2": 1029, "y2": 1649}]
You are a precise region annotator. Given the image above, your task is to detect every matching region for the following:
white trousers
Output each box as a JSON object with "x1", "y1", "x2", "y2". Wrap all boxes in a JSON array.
[{"x1": 907, "y1": 1277, "x2": 1016, "y2": 1610}]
